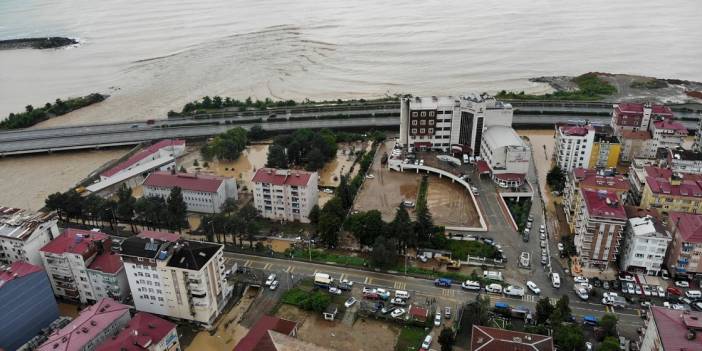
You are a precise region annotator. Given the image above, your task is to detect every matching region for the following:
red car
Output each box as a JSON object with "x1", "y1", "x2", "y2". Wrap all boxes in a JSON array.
[
  {"x1": 363, "y1": 292, "x2": 380, "y2": 300},
  {"x1": 667, "y1": 287, "x2": 683, "y2": 296}
]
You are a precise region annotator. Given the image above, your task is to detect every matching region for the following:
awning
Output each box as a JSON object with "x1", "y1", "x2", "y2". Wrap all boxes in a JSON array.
[{"x1": 476, "y1": 160, "x2": 490, "y2": 174}]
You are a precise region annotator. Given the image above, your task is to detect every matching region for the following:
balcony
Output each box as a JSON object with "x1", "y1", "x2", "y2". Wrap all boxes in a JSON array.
[{"x1": 52, "y1": 274, "x2": 74, "y2": 283}]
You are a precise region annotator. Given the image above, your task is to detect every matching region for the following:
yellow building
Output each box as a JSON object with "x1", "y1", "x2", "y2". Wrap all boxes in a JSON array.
[
  {"x1": 640, "y1": 167, "x2": 702, "y2": 214},
  {"x1": 588, "y1": 135, "x2": 621, "y2": 168}
]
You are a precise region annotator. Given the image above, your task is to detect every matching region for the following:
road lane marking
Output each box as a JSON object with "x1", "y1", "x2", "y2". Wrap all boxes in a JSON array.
[
  {"x1": 364, "y1": 277, "x2": 369, "y2": 284},
  {"x1": 339, "y1": 273, "x2": 346, "y2": 281},
  {"x1": 290, "y1": 267, "x2": 295, "y2": 273},
  {"x1": 367, "y1": 278, "x2": 374, "y2": 285},
  {"x1": 284, "y1": 266, "x2": 291, "y2": 273}
]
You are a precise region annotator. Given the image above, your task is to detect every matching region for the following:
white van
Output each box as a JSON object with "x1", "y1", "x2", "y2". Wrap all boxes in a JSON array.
[
  {"x1": 483, "y1": 271, "x2": 504, "y2": 282},
  {"x1": 485, "y1": 283, "x2": 503, "y2": 293},
  {"x1": 461, "y1": 280, "x2": 481, "y2": 291},
  {"x1": 551, "y1": 273, "x2": 561, "y2": 288},
  {"x1": 395, "y1": 290, "x2": 410, "y2": 299},
  {"x1": 685, "y1": 290, "x2": 702, "y2": 299}
]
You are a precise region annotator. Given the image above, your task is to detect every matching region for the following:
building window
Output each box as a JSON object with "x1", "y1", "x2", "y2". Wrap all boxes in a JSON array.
[
  {"x1": 412, "y1": 112, "x2": 418, "y2": 117},
  {"x1": 429, "y1": 111, "x2": 435, "y2": 117},
  {"x1": 420, "y1": 128, "x2": 425, "y2": 134},
  {"x1": 411, "y1": 120, "x2": 417, "y2": 126},
  {"x1": 428, "y1": 120, "x2": 434, "y2": 126},
  {"x1": 411, "y1": 128, "x2": 417, "y2": 134},
  {"x1": 420, "y1": 120, "x2": 426, "y2": 126},
  {"x1": 421, "y1": 111, "x2": 426, "y2": 117},
  {"x1": 428, "y1": 128, "x2": 434, "y2": 134}
]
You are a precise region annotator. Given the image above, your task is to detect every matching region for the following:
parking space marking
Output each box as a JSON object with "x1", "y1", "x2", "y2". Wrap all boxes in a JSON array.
[
  {"x1": 339, "y1": 273, "x2": 346, "y2": 281},
  {"x1": 366, "y1": 277, "x2": 373, "y2": 285},
  {"x1": 290, "y1": 267, "x2": 295, "y2": 274},
  {"x1": 263, "y1": 263, "x2": 272, "y2": 270},
  {"x1": 243, "y1": 260, "x2": 251, "y2": 267},
  {"x1": 394, "y1": 281, "x2": 407, "y2": 290},
  {"x1": 284, "y1": 266, "x2": 291, "y2": 273},
  {"x1": 441, "y1": 289, "x2": 455, "y2": 297},
  {"x1": 550, "y1": 298, "x2": 559, "y2": 305}
]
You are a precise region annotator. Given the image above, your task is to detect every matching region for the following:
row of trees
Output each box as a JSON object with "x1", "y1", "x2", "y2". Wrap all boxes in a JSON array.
[
  {"x1": 1, "y1": 93, "x2": 106, "y2": 130},
  {"x1": 45, "y1": 184, "x2": 189, "y2": 233},
  {"x1": 199, "y1": 199, "x2": 261, "y2": 248},
  {"x1": 201, "y1": 127, "x2": 249, "y2": 161},
  {"x1": 266, "y1": 129, "x2": 338, "y2": 171},
  {"x1": 547, "y1": 165, "x2": 566, "y2": 193},
  {"x1": 176, "y1": 95, "x2": 400, "y2": 115}
]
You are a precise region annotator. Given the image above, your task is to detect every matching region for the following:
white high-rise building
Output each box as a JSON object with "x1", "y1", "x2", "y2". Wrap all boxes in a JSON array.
[
  {"x1": 118, "y1": 231, "x2": 231, "y2": 329},
  {"x1": 555, "y1": 124, "x2": 595, "y2": 172},
  {"x1": 0, "y1": 207, "x2": 58, "y2": 266},
  {"x1": 619, "y1": 216, "x2": 671, "y2": 276},
  {"x1": 399, "y1": 94, "x2": 513, "y2": 155},
  {"x1": 252, "y1": 168, "x2": 319, "y2": 223},
  {"x1": 143, "y1": 171, "x2": 238, "y2": 213}
]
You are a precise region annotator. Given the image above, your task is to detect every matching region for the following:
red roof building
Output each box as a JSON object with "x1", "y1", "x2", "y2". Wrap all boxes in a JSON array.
[
  {"x1": 574, "y1": 189, "x2": 627, "y2": 268},
  {"x1": 642, "y1": 307, "x2": 702, "y2": 351},
  {"x1": 142, "y1": 171, "x2": 238, "y2": 214},
  {"x1": 143, "y1": 171, "x2": 227, "y2": 193},
  {"x1": 252, "y1": 168, "x2": 319, "y2": 223},
  {"x1": 563, "y1": 169, "x2": 629, "y2": 231},
  {"x1": 41, "y1": 228, "x2": 108, "y2": 257},
  {"x1": 612, "y1": 102, "x2": 673, "y2": 129},
  {"x1": 101, "y1": 140, "x2": 185, "y2": 178},
  {"x1": 138, "y1": 230, "x2": 181, "y2": 243},
  {"x1": 233, "y1": 315, "x2": 298, "y2": 351},
  {"x1": 252, "y1": 168, "x2": 314, "y2": 187},
  {"x1": 0, "y1": 260, "x2": 42, "y2": 284},
  {"x1": 96, "y1": 312, "x2": 179, "y2": 351},
  {"x1": 666, "y1": 212, "x2": 702, "y2": 275},
  {"x1": 470, "y1": 325, "x2": 553, "y2": 351},
  {"x1": 409, "y1": 305, "x2": 429, "y2": 322}
]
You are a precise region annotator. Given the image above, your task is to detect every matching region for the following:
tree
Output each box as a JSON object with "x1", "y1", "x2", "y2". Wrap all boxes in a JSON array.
[
  {"x1": 336, "y1": 175, "x2": 354, "y2": 209},
  {"x1": 551, "y1": 295, "x2": 572, "y2": 324},
  {"x1": 305, "y1": 148, "x2": 326, "y2": 171},
  {"x1": 266, "y1": 144, "x2": 288, "y2": 168},
  {"x1": 370, "y1": 236, "x2": 396, "y2": 268},
  {"x1": 166, "y1": 187, "x2": 188, "y2": 232},
  {"x1": 45, "y1": 192, "x2": 67, "y2": 221},
  {"x1": 308, "y1": 205, "x2": 320, "y2": 227},
  {"x1": 553, "y1": 325, "x2": 585, "y2": 351},
  {"x1": 535, "y1": 297, "x2": 554, "y2": 324},
  {"x1": 546, "y1": 165, "x2": 566, "y2": 193},
  {"x1": 600, "y1": 313, "x2": 618, "y2": 338},
  {"x1": 116, "y1": 184, "x2": 136, "y2": 232},
  {"x1": 438, "y1": 327, "x2": 455, "y2": 351},
  {"x1": 318, "y1": 198, "x2": 344, "y2": 248},
  {"x1": 248, "y1": 125, "x2": 267, "y2": 141},
  {"x1": 345, "y1": 210, "x2": 384, "y2": 246},
  {"x1": 220, "y1": 197, "x2": 239, "y2": 214},
  {"x1": 390, "y1": 204, "x2": 414, "y2": 252},
  {"x1": 210, "y1": 127, "x2": 248, "y2": 160},
  {"x1": 598, "y1": 337, "x2": 620, "y2": 351}
]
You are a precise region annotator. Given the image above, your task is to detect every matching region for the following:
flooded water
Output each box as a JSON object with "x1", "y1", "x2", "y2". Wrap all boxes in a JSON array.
[
  {"x1": 518, "y1": 129, "x2": 559, "y2": 213},
  {"x1": 318, "y1": 141, "x2": 367, "y2": 187}
]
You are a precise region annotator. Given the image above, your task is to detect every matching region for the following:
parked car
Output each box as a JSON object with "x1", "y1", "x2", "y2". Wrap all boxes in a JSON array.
[
  {"x1": 381, "y1": 305, "x2": 396, "y2": 314},
  {"x1": 390, "y1": 298, "x2": 406, "y2": 306},
  {"x1": 661, "y1": 270, "x2": 670, "y2": 280},
  {"x1": 434, "y1": 312, "x2": 442, "y2": 326},
  {"x1": 583, "y1": 315, "x2": 599, "y2": 326},
  {"x1": 341, "y1": 279, "x2": 354, "y2": 287},
  {"x1": 323, "y1": 188, "x2": 334, "y2": 194},
  {"x1": 445, "y1": 307, "x2": 451, "y2": 319},
  {"x1": 539, "y1": 224, "x2": 546, "y2": 233},
  {"x1": 619, "y1": 273, "x2": 635, "y2": 282},
  {"x1": 391, "y1": 308, "x2": 406, "y2": 318},
  {"x1": 461, "y1": 280, "x2": 482, "y2": 291},
  {"x1": 418, "y1": 255, "x2": 428, "y2": 263},
  {"x1": 329, "y1": 287, "x2": 342, "y2": 295},
  {"x1": 344, "y1": 297, "x2": 357, "y2": 308},
  {"x1": 675, "y1": 280, "x2": 690, "y2": 288},
  {"x1": 557, "y1": 243, "x2": 564, "y2": 252},
  {"x1": 657, "y1": 286, "x2": 666, "y2": 297},
  {"x1": 403, "y1": 200, "x2": 415, "y2": 208},
  {"x1": 693, "y1": 302, "x2": 702, "y2": 311},
  {"x1": 421, "y1": 335, "x2": 433, "y2": 349},
  {"x1": 265, "y1": 274, "x2": 277, "y2": 286},
  {"x1": 574, "y1": 276, "x2": 589, "y2": 284},
  {"x1": 270, "y1": 280, "x2": 279, "y2": 290},
  {"x1": 643, "y1": 285, "x2": 653, "y2": 296},
  {"x1": 528, "y1": 215, "x2": 534, "y2": 222},
  {"x1": 504, "y1": 285, "x2": 525, "y2": 297},
  {"x1": 541, "y1": 255, "x2": 548, "y2": 265},
  {"x1": 486, "y1": 283, "x2": 503, "y2": 294},
  {"x1": 667, "y1": 287, "x2": 684, "y2": 296},
  {"x1": 685, "y1": 290, "x2": 702, "y2": 299},
  {"x1": 527, "y1": 281, "x2": 541, "y2": 294},
  {"x1": 540, "y1": 240, "x2": 547, "y2": 248},
  {"x1": 365, "y1": 174, "x2": 375, "y2": 179},
  {"x1": 602, "y1": 281, "x2": 610, "y2": 290},
  {"x1": 434, "y1": 278, "x2": 452, "y2": 287},
  {"x1": 635, "y1": 285, "x2": 643, "y2": 295},
  {"x1": 540, "y1": 232, "x2": 546, "y2": 240}
]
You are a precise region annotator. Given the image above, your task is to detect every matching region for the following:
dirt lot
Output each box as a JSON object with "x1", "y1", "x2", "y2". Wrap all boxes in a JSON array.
[
  {"x1": 319, "y1": 141, "x2": 371, "y2": 187},
  {"x1": 427, "y1": 176, "x2": 481, "y2": 228},
  {"x1": 276, "y1": 304, "x2": 400, "y2": 351}
]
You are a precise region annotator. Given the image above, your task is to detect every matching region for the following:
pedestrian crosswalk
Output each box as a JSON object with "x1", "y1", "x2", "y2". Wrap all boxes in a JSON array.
[
  {"x1": 394, "y1": 281, "x2": 407, "y2": 290},
  {"x1": 441, "y1": 289, "x2": 456, "y2": 297}
]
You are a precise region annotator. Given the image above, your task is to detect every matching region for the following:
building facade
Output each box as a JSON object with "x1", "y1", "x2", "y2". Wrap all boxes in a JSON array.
[
  {"x1": 588, "y1": 131, "x2": 620, "y2": 169},
  {"x1": 0, "y1": 207, "x2": 58, "y2": 266},
  {"x1": 399, "y1": 94, "x2": 513, "y2": 154},
  {"x1": 665, "y1": 212, "x2": 702, "y2": 277},
  {"x1": 644, "y1": 119, "x2": 687, "y2": 158},
  {"x1": 252, "y1": 168, "x2": 319, "y2": 223},
  {"x1": 40, "y1": 229, "x2": 129, "y2": 303},
  {"x1": 96, "y1": 312, "x2": 181, "y2": 351},
  {"x1": 639, "y1": 167, "x2": 702, "y2": 214},
  {"x1": 563, "y1": 168, "x2": 629, "y2": 232},
  {"x1": 478, "y1": 125, "x2": 531, "y2": 188},
  {"x1": 619, "y1": 131, "x2": 651, "y2": 164},
  {"x1": 611, "y1": 102, "x2": 673, "y2": 136},
  {"x1": 0, "y1": 262, "x2": 59, "y2": 351},
  {"x1": 143, "y1": 171, "x2": 238, "y2": 213},
  {"x1": 573, "y1": 189, "x2": 627, "y2": 268},
  {"x1": 663, "y1": 147, "x2": 702, "y2": 174},
  {"x1": 38, "y1": 298, "x2": 131, "y2": 351},
  {"x1": 119, "y1": 232, "x2": 231, "y2": 328},
  {"x1": 555, "y1": 124, "x2": 595, "y2": 172},
  {"x1": 641, "y1": 307, "x2": 702, "y2": 351},
  {"x1": 620, "y1": 216, "x2": 671, "y2": 276}
]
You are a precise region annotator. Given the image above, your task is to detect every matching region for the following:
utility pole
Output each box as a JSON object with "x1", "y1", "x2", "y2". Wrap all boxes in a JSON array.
[{"x1": 404, "y1": 245, "x2": 408, "y2": 275}]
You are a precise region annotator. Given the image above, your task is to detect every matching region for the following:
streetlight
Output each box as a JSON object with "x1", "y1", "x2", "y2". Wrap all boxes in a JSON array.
[{"x1": 404, "y1": 245, "x2": 408, "y2": 275}]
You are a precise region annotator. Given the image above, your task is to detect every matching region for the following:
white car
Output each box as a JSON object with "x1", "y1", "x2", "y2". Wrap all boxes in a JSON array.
[
  {"x1": 391, "y1": 308, "x2": 406, "y2": 318},
  {"x1": 657, "y1": 286, "x2": 666, "y2": 297},
  {"x1": 635, "y1": 285, "x2": 643, "y2": 295},
  {"x1": 539, "y1": 225, "x2": 546, "y2": 233},
  {"x1": 557, "y1": 243, "x2": 564, "y2": 252},
  {"x1": 540, "y1": 240, "x2": 547, "y2": 248},
  {"x1": 269, "y1": 280, "x2": 279, "y2": 290},
  {"x1": 643, "y1": 286, "x2": 652, "y2": 296},
  {"x1": 421, "y1": 335, "x2": 433, "y2": 349},
  {"x1": 663, "y1": 301, "x2": 671, "y2": 308},
  {"x1": 323, "y1": 188, "x2": 334, "y2": 194},
  {"x1": 341, "y1": 279, "x2": 354, "y2": 287},
  {"x1": 461, "y1": 280, "x2": 482, "y2": 291},
  {"x1": 685, "y1": 290, "x2": 702, "y2": 299},
  {"x1": 540, "y1": 232, "x2": 546, "y2": 240},
  {"x1": 362, "y1": 286, "x2": 375, "y2": 294},
  {"x1": 365, "y1": 174, "x2": 375, "y2": 179},
  {"x1": 504, "y1": 285, "x2": 525, "y2": 297},
  {"x1": 329, "y1": 287, "x2": 342, "y2": 295},
  {"x1": 573, "y1": 276, "x2": 589, "y2": 284},
  {"x1": 526, "y1": 281, "x2": 541, "y2": 294},
  {"x1": 675, "y1": 281, "x2": 690, "y2": 288},
  {"x1": 486, "y1": 283, "x2": 503, "y2": 293},
  {"x1": 434, "y1": 312, "x2": 442, "y2": 326},
  {"x1": 265, "y1": 273, "x2": 277, "y2": 286},
  {"x1": 626, "y1": 282, "x2": 635, "y2": 294},
  {"x1": 391, "y1": 298, "x2": 407, "y2": 306},
  {"x1": 344, "y1": 297, "x2": 357, "y2": 308}
]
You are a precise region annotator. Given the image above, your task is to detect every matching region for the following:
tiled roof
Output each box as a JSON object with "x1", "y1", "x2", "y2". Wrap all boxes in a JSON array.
[
  {"x1": 234, "y1": 315, "x2": 298, "y2": 351},
  {"x1": 572, "y1": 168, "x2": 629, "y2": 191},
  {"x1": 96, "y1": 312, "x2": 176, "y2": 351},
  {"x1": 470, "y1": 325, "x2": 553, "y2": 351},
  {"x1": 615, "y1": 103, "x2": 644, "y2": 114},
  {"x1": 138, "y1": 230, "x2": 181, "y2": 243},
  {"x1": 41, "y1": 229, "x2": 109, "y2": 256},
  {"x1": 644, "y1": 167, "x2": 702, "y2": 198},
  {"x1": 649, "y1": 307, "x2": 702, "y2": 350},
  {"x1": 476, "y1": 160, "x2": 490, "y2": 174},
  {"x1": 494, "y1": 173, "x2": 525, "y2": 181},
  {"x1": 644, "y1": 166, "x2": 673, "y2": 179},
  {"x1": 87, "y1": 252, "x2": 123, "y2": 274},
  {"x1": 581, "y1": 189, "x2": 626, "y2": 220},
  {"x1": 252, "y1": 168, "x2": 314, "y2": 187},
  {"x1": 102, "y1": 139, "x2": 184, "y2": 178},
  {"x1": 0, "y1": 261, "x2": 42, "y2": 289},
  {"x1": 409, "y1": 305, "x2": 429, "y2": 319},
  {"x1": 38, "y1": 298, "x2": 130, "y2": 351},
  {"x1": 559, "y1": 124, "x2": 592, "y2": 137},
  {"x1": 669, "y1": 212, "x2": 702, "y2": 243},
  {"x1": 651, "y1": 105, "x2": 674, "y2": 116},
  {"x1": 143, "y1": 171, "x2": 225, "y2": 193},
  {"x1": 620, "y1": 130, "x2": 651, "y2": 140},
  {"x1": 652, "y1": 118, "x2": 687, "y2": 133}
]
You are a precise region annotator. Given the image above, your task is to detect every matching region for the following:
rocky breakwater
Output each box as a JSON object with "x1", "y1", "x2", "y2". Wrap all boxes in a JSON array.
[{"x1": 0, "y1": 37, "x2": 78, "y2": 50}]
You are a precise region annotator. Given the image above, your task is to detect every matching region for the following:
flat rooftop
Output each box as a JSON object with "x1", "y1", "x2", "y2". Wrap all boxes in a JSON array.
[
  {"x1": 119, "y1": 232, "x2": 222, "y2": 271},
  {"x1": 0, "y1": 207, "x2": 54, "y2": 240}
]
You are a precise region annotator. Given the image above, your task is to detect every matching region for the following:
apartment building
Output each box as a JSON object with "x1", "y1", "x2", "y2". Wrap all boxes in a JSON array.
[
  {"x1": 588, "y1": 130, "x2": 621, "y2": 169},
  {"x1": 555, "y1": 124, "x2": 595, "y2": 172},
  {"x1": 0, "y1": 262, "x2": 59, "y2": 351},
  {"x1": 693, "y1": 118, "x2": 702, "y2": 152},
  {"x1": 665, "y1": 212, "x2": 702, "y2": 277},
  {"x1": 97, "y1": 312, "x2": 180, "y2": 351},
  {"x1": 563, "y1": 168, "x2": 629, "y2": 232},
  {"x1": 644, "y1": 118, "x2": 687, "y2": 158},
  {"x1": 662, "y1": 147, "x2": 702, "y2": 174},
  {"x1": 0, "y1": 207, "x2": 58, "y2": 266},
  {"x1": 619, "y1": 216, "x2": 671, "y2": 276},
  {"x1": 478, "y1": 125, "x2": 531, "y2": 188},
  {"x1": 143, "y1": 171, "x2": 238, "y2": 213},
  {"x1": 619, "y1": 130, "x2": 651, "y2": 164},
  {"x1": 641, "y1": 307, "x2": 702, "y2": 351},
  {"x1": 573, "y1": 189, "x2": 627, "y2": 268},
  {"x1": 610, "y1": 102, "x2": 673, "y2": 136},
  {"x1": 252, "y1": 168, "x2": 319, "y2": 223},
  {"x1": 41, "y1": 229, "x2": 129, "y2": 303},
  {"x1": 118, "y1": 231, "x2": 231, "y2": 329},
  {"x1": 399, "y1": 94, "x2": 513, "y2": 154},
  {"x1": 37, "y1": 298, "x2": 131, "y2": 351},
  {"x1": 639, "y1": 167, "x2": 702, "y2": 214}
]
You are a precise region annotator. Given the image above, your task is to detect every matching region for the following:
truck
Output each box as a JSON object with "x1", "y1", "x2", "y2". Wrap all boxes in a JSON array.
[
  {"x1": 483, "y1": 271, "x2": 504, "y2": 282},
  {"x1": 314, "y1": 273, "x2": 334, "y2": 288},
  {"x1": 434, "y1": 278, "x2": 452, "y2": 287}
]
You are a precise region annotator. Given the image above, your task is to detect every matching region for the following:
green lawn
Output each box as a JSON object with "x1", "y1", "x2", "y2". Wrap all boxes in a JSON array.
[
  {"x1": 447, "y1": 240, "x2": 497, "y2": 260},
  {"x1": 496, "y1": 73, "x2": 617, "y2": 101},
  {"x1": 395, "y1": 326, "x2": 426, "y2": 351},
  {"x1": 290, "y1": 249, "x2": 368, "y2": 267}
]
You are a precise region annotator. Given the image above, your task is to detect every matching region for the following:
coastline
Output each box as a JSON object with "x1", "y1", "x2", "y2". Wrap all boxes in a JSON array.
[{"x1": 0, "y1": 37, "x2": 78, "y2": 50}]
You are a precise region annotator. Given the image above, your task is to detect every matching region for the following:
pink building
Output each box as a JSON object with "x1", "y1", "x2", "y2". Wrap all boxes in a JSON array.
[
  {"x1": 666, "y1": 212, "x2": 702, "y2": 277},
  {"x1": 97, "y1": 312, "x2": 180, "y2": 351},
  {"x1": 573, "y1": 189, "x2": 627, "y2": 268}
]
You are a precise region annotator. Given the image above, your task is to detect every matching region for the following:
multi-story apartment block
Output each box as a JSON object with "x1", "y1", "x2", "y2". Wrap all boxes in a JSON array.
[
  {"x1": 399, "y1": 94, "x2": 513, "y2": 154},
  {"x1": 639, "y1": 167, "x2": 702, "y2": 214},
  {"x1": 252, "y1": 168, "x2": 319, "y2": 223},
  {"x1": 0, "y1": 262, "x2": 60, "y2": 351},
  {"x1": 37, "y1": 298, "x2": 131, "y2": 351},
  {"x1": 662, "y1": 147, "x2": 702, "y2": 174},
  {"x1": 563, "y1": 168, "x2": 629, "y2": 232},
  {"x1": 665, "y1": 212, "x2": 702, "y2": 277},
  {"x1": 611, "y1": 102, "x2": 673, "y2": 136},
  {"x1": 573, "y1": 189, "x2": 626, "y2": 268},
  {"x1": 555, "y1": 124, "x2": 595, "y2": 172},
  {"x1": 0, "y1": 207, "x2": 58, "y2": 266},
  {"x1": 643, "y1": 118, "x2": 687, "y2": 158},
  {"x1": 40, "y1": 229, "x2": 129, "y2": 303},
  {"x1": 97, "y1": 312, "x2": 181, "y2": 351},
  {"x1": 619, "y1": 216, "x2": 671, "y2": 276},
  {"x1": 588, "y1": 128, "x2": 621, "y2": 168},
  {"x1": 143, "y1": 171, "x2": 238, "y2": 213},
  {"x1": 641, "y1": 307, "x2": 702, "y2": 351},
  {"x1": 118, "y1": 231, "x2": 231, "y2": 329},
  {"x1": 693, "y1": 117, "x2": 702, "y2": 152},
  {"x1": 619, "y1": 130, "x2": 651, "y2": 164},
  {"x1": 478, "y1": 125, "x2": 531, "y2": 188}
]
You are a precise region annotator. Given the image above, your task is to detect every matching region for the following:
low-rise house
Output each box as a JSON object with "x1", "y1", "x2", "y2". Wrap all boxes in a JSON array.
[
  {"x1": 645, "y1": 118, "x2": 687, "y2": 158},
  {"x1": 573, "y1": 189, "x2": 627, "y2": 268},
  {"x1": 252, "y1": 168, "x2": 319, "y2": 223},
  {"x1": 37, "y1": 298, "x2": 131, "y2": 351},
  {"x1": 665, "y1": 212, "x2": 702, "y2": 277},
  {"x1": 640, "y1": 306, "x2": 702, "y2": 351},
  {"x1": 323, "y1": 304, "x2": 339, "y2": 321},
  {"x1": 234, "y1": 315, "x2": 302, "y2": 351},
  {"x1": 470, "y1": 325, "x2": 554, "y2": 351},
  {"x1": 142, "y1": 171, "x2": 238, "y2": 213},
  {"x1": 620, "y1": 215, "x2": 671, "y2": 276},
  {"x1": 96, "y1": 312, "x2": 180, "y2": 351},
  {"x1": 0, "y1": 262, "x2": 60, "y2": 351},
  {"x1": 0, "y1": 207, "x2": 58, "y2": 266},
  {"x1": 409, "y1": 305, "x2": 429, "y2": 322}
]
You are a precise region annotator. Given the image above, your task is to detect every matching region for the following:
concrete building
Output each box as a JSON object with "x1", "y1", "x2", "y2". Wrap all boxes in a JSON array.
[
  {"x1": 611, "y1": 102, "x2": 673, "y2": 136},
  {"x1": 563, "y1": 168, "x2": 629, "y2": 232},
  {"x1": 96, "y1": 312, "x2": 180, "y2": 351},
  {"x1": 37, "y1": 298, "x2": 131, "y2": 351},
  {"x1": 555, "y1": 124, "x2": 595, "y2": 172},
  {"x1": 470, "y1": 325, "x2": 554, "y2": 351},
  {"x1": 0, "y1": 207, "x2": 58, "y2": 266},
  {"x1": 252, "y1": 168, "x2": 319, "y2": 223},
  {"x1": 641, "y1": 306, "x2": 702, "y2": 351},
  {"x1": 234, "y1": 315, "x2": 302, "y2": 351},
  {"x1": 41, "y1": 229, "x2": 129, "y2": 303},
  {"x1": 640, "y1": 167, "x2": 702, "y2": 214},
  {"x1": 478, "y1": 125, "x2": 531, "y2": 188},
  {"x1": 620, "y1": 216, "x2": 671, "y2": 275},
  {"x1": 588, "y1": 129, "x2": 621, "y2": 169},
  {"x1": 693, "y1": 117, "x2": 702, "y2": 152},
  {"x1": 0, "y1": 262, "x2": 59, "y2": 351},
  {"x1": 118, "y1": 231, "x2": 231, "y2": 329},
  {"x1": 619, "y1": 130, "x2": 651, "y2": 164},
  {"x1": 399, "y1": 94, "x2": 513, "y2": 154},
  {"x1": 143, "y1": 171, "x2": 238, "y2": 213},
  {"x1": 663, "y1": 147, "x2": 702, "y2": 174},
  {"x1": 665, "y1": 212, "x2": 702, "y2": 277},
  {"x1": 573, "y1": 189, "x2": 627, "y2": 268},
  {"x1": 644, "y1": 118, "x2": 688, "y2": 158}
]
